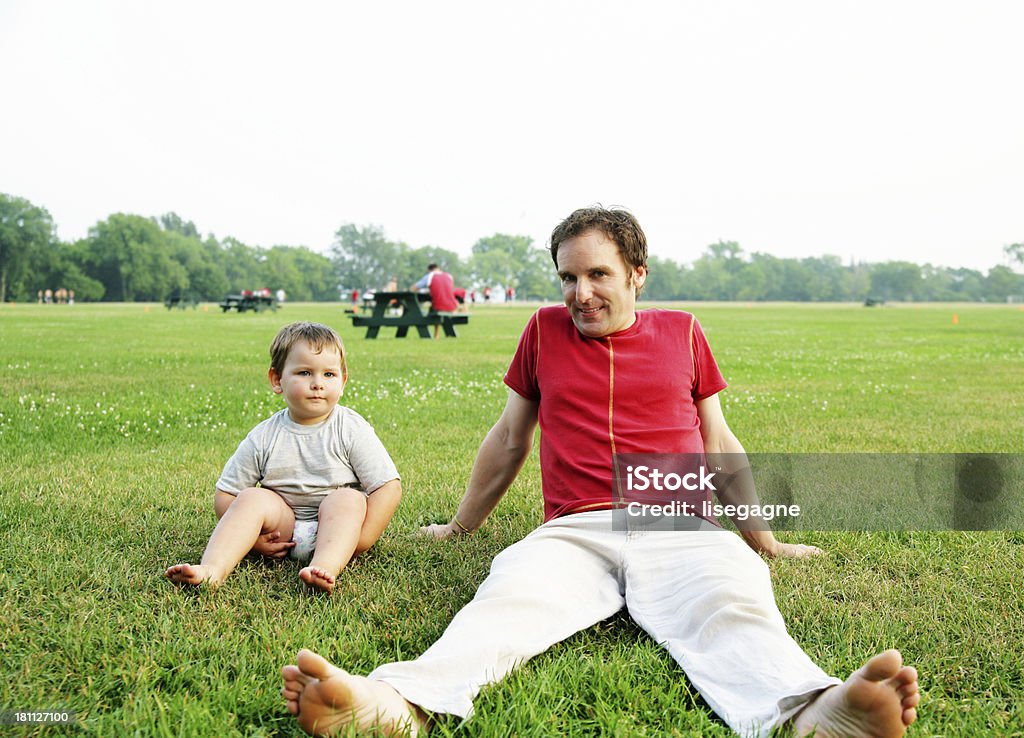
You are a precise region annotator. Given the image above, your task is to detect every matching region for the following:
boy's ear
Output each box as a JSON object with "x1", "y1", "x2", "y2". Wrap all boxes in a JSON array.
[{"x1": 268, "y1": 367, "x2": 284, "y2": 394}]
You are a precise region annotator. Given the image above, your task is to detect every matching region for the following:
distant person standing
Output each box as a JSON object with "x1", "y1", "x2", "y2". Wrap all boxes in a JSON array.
[{"x1": 412, "y1": 264, "x2": 458, "y2": 339}]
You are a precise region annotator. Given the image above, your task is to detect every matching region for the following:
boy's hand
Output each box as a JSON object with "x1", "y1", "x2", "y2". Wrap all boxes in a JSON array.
[
  {"x1": 252, "y1": 530, "x2": 296, "y2": 558},
  {"x1": 419, "y1": 523, "x2": 457, "y2": 540}
]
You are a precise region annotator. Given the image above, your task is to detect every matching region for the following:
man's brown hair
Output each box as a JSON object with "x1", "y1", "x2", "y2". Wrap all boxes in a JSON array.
[{"x1": 549, "y1": 206, "x2": 649, "y2": 294}]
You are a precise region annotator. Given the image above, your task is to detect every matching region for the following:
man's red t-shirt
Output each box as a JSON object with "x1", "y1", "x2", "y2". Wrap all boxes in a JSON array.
[
  {"x1": 504, "y1": 306, "x2": 728, "y2": 522},
  {"x1": 428, "y1": 271, "x2": 458, "y2": 313}
]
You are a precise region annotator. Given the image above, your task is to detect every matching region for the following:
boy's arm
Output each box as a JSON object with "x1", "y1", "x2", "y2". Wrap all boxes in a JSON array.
[
  {"x1": 422, "y1": 389, "x2": 539, "y2": 539},
  {"x1": 696, "y1": 393, "x2": 821, "y2": 559}
]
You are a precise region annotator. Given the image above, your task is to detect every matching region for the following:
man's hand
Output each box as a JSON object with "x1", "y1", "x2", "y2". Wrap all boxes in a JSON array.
[
  {"x1": 768, "y1": 541, "x2": 824, "y2": 559},
  {"x1": 419, "y1": 523, "x2": 458, "y2": 540},
  {"x1": 252, "y1": 529, "x2": 296, "y2": 558}
]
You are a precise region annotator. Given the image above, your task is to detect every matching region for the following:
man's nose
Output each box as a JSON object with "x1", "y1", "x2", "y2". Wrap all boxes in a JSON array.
[
  {"x1": 575, "y1": 278, "x2": 593, "y2": 303},
  {"x1": 310, "y1": 374, "x2": 324, "y2": 388}
]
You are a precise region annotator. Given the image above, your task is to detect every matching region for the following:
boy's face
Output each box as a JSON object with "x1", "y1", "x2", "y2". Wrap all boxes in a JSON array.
[{"x1": 268, "y1": 339, "x2": 347, "y2": 425}]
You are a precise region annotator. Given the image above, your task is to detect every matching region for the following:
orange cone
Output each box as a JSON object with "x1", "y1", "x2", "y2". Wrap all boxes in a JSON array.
[{"x1": 952, "y1": 313, "x2": 959, "y2": 325}]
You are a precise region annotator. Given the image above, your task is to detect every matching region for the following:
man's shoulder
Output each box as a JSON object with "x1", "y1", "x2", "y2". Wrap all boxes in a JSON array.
[{"x1": 639, "y1": 307, "x2": 695, "y2": 324}]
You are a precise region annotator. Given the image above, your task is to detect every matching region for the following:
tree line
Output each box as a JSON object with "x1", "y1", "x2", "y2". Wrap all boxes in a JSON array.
[{"x1": 2, "y1": 192, "x2": 1021, "y2": 303}]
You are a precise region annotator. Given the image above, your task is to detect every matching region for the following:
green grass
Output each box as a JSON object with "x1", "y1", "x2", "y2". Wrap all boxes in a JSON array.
[{"x1": 1, "y1": 301, "x2": 1022, "y2": 736}]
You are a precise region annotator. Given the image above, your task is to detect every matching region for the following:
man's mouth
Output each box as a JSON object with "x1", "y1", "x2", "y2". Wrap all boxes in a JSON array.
[{"x1": 577, "y1": 306, "x2": 602, "y2": 316}]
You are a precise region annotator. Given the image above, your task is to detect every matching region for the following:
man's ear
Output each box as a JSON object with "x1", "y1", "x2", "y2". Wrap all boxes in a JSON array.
[
  {"x1": 268, "y1": 367, "x2": 284, "y2": 394},
  {"x1": 634, "y1": 266, "x2": 647, "y2": 286}
]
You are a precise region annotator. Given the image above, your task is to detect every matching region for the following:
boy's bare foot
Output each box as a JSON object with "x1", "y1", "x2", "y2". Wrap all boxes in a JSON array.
[
  {"x1": 164, "y1": 563, "x2": 222, "y2": 586},
  {"x1": 793, "y1": 649, "x2": 919, "y2": 737},
  {"x1": 281, "y1": 649, "x2": 425, "y2": 736},
  {"x1": 299, "y1": 566, "x2": 337, "y2": 594}
]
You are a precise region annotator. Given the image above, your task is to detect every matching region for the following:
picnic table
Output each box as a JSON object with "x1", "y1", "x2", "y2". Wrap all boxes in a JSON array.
[
  {"x1": 219, "y1": 294, "x2": 279, "y2": 313},
  {"x1": 350, "y1": 291, "x2": 469, "y2": 338}
]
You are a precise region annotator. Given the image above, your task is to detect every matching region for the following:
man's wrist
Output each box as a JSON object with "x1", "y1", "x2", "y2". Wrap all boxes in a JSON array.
[{"x1": 451, "y1": 516, "x2": 475, "y2": 534}]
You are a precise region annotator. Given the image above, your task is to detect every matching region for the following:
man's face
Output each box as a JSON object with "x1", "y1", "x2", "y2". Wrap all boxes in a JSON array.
[{"x1": 556, "y1": 230, "x2": 646, "y2": 338}]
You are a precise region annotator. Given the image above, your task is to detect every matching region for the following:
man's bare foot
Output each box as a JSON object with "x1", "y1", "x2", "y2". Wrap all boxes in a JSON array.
[
  {"x1": 281, "y1": 649, "x2": 425, "y2": 736},
  {"x1": 299, "y1": 566, "x2": 337, "y2": 594},
  {"x1": 793, "y1": 650, "x2": 920, "y2": 737},
  {"x1": 164, "y1": 563, "x2": 223, "y2": 586}
]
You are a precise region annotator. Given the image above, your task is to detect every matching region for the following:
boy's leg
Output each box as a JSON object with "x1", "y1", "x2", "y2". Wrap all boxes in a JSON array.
[
  {"x1": 299, "y1": 487, "x2": 368, "y2": 593},
  {"x1": 166, "y1": 487, "x2": 295, "y2": 586},
  {"x1": 355, "y1": 479, "x2": 402, "y2": 554}
]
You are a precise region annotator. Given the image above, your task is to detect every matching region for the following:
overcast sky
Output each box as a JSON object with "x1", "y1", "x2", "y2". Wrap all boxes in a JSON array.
[{"x1": 2, "y1": 1, "x2": 1021, "y2": 272}]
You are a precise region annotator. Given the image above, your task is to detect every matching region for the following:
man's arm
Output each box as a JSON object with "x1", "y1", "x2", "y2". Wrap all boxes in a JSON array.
[
  {"x1": 696, "y1": 393, "x2": 821, "y2": 559},
  {"x1": 422, "y1": 389, "x2": 539, "y2": 539}
]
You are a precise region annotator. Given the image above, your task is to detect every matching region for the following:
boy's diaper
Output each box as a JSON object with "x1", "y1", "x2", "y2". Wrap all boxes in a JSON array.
[{"x1": 289, "y1": 520, "x2": 318, "y2": 562}]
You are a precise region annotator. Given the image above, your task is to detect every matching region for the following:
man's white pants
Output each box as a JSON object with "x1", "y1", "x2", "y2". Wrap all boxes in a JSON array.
[{"x1": 370, "y1": 511, "x2": 840, "y2": 737}]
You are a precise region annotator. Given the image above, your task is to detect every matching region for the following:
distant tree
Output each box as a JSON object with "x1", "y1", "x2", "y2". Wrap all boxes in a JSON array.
[
  {"x1": 869, "y1": 262, "x2": 922, "y2": 301},
  {"x1": 0, "y1": 193, "x2": 55, "y2": 301},
  {"x1": 408, "y1": 245, "x2": 464, "y2": 285},
  {"x1": 29, "y1": 238, "x2": 105, "y2": 301},
  {"x1": 985, "y1": 265, "x2": 1023, "y2": 302},
  {"x1": 469, "y1": 234, "x2": 556, "y2": 300},
  {"x1": 87, "y1": 214, "x2": 187, "y2": 301},
  {"x1": 330, "y1": 224, "x2": 408, "y2": 292},
  {"x1": 643, "y1": 255, "x2": 688, "y2": 300},
  {"x1": 260, "y1": 246, "x2": 336, "y2": 301},
  {"x1": 158, "y1": 212, "x2": 200, "y2": 239},
  {"x1": 217, "y1": 236, "x2": 264, "y2": 293},
  {"x1": 946, "y1": 267, "x2": 986, "y2": 301},
  {"x1": 1005, "y1": 242, "x2": 1024, "y2": 267},
  {"x1": 162, "y1": 231, "x2": 229, "y2": 299},
  {"x1": 801, "y1": 256, "x2": 846, "y2": 301}
]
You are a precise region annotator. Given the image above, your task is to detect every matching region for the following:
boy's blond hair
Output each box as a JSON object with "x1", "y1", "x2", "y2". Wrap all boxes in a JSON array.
[{"x1": 269, "y1": 322, "x2": 347, "y2": 377}]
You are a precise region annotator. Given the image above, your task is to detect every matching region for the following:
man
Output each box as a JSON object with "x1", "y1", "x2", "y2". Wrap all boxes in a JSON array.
[
  {"x1": 411, "y1": 264, "x2": 459, "y2": 338},
  {"x1": 282, "y1": 207, "x2": 920, "y2": 737}
]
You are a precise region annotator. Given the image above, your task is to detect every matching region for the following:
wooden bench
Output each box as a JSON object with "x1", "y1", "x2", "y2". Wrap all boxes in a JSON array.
[
  {"x1": 352, "y1": 312, "x2": 469, "y2": 338},
  {"x1": 350, "y1": 291, "x2": 470, "y2": 338},
  {"x1": 219, "y1": 294, "x2": 278, "y2": 313}
]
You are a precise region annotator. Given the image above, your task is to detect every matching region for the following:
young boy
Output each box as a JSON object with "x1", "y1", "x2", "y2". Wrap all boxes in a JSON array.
[{"x1": 165, "y1": 321, "x2": 401, "y2": 594}]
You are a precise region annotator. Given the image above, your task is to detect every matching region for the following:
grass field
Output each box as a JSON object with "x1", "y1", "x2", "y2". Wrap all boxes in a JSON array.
[{"x1": 1, "y1": 301, "x2": 1022, "y2": 737}]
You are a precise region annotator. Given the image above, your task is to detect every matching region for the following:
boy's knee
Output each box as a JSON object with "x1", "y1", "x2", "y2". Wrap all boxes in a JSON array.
[
  {"x1": 323, "y1": 486, "x2": 367, "y2": 513},
  {"x1": 236, "y1": 486, "x2": 276, "y2": 506}
]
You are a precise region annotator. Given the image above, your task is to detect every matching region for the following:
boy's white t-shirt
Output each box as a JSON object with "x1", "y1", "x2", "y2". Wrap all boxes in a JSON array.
[{"x1": 216, "y1": 405, "x2": 399, "y2": 521}]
